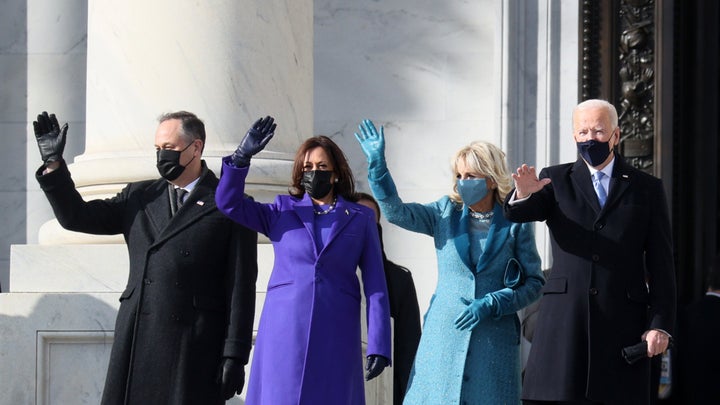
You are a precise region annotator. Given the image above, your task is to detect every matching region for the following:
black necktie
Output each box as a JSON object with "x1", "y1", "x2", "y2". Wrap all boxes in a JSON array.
[{"x1": 176, "y1": 188, "x2": 188, "y2": 209}]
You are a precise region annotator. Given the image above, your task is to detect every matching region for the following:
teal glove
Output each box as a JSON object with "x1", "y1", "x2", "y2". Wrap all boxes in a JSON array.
[
  {"x1": 354, "y1": 119, "x2": 388, "y2": 179},
  {"x1": 454, "y1": 297, "x2": 494, "y2": 331}
]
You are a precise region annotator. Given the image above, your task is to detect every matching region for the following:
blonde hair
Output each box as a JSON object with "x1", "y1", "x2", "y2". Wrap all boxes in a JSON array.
[{"x1": 448, "y1": 141, "x2": 513, "y2": 205}]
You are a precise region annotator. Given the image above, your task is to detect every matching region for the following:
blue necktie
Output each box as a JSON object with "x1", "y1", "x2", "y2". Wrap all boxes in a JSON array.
[{"x1": 592, "y1": 171, "x2": 607, "y2": 207}]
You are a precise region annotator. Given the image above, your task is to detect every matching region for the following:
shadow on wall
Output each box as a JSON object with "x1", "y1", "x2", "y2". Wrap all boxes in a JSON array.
[{"x1": 0, "y1": 293, "x2": 116, "y2": 405}]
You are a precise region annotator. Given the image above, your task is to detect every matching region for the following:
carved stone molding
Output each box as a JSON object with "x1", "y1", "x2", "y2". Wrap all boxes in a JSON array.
[
  {"x1": 580, "y1": 0, "x2": 603, "y2": 100},
  {"x1": 617, "y1": 0, "x2": 656, "y2": 171},
  {"x1": 36, "y1": 331, "x2": 114, "y2": 404},
  {"x1": 580, "y1": 0, "x2": 657, "y2": 173}
]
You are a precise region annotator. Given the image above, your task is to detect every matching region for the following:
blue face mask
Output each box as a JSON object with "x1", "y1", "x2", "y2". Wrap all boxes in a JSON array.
[{"x1": 457, "y1": 178, "x2": 489, "y2": 206}]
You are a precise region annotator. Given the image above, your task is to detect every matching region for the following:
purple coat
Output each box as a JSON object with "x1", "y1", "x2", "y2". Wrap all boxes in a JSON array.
[{"x1": 216, "y1": 159, "x2": 391, "y2": 405}]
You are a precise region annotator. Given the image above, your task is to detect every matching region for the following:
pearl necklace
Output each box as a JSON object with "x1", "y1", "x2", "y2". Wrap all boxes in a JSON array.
[
  {"x1": 469, "y1": 210, "x2": 494, "y2": 220},
  {"x1": 314, "y1": 197, "x2": 337, "y2": 215}
]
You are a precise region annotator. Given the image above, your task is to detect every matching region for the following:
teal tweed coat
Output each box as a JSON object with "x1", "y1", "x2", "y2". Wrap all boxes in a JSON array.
[{"x1": 370, "y1": 171, "x2": 544, "y2": 405}]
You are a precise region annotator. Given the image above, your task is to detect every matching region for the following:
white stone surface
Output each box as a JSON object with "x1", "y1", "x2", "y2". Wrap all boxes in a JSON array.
[
  {"x1": 10, "y1": 245, "x2": 128, "y2": 293},
  {"x1": 0, "y1": 292, "x2": 118, "y2": 405},
  {"x1": 25, "y1": 0, "x2": 89, "y2": 249},
  {"x1": 315, "y1": 0, "x2": 502, "y2": 315},
  {"x1": 81, "y1": 0, "x2": 311, "y2": 177}
]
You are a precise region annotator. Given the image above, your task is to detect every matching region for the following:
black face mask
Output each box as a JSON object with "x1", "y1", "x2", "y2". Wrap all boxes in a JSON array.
[
  {"x1": 301, "y1": 170, "x2": 334, "y2": 199},
  {"x1": 577, "y1": 139, "x2": 612, "y2": 167},
  {"x1": 156, "y1": 142, "x2": 195, "y2": 181}
]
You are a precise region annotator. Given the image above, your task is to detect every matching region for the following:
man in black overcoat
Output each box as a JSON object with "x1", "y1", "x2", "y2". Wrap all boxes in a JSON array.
[
  {"x1": 33, "y1": 111, "x2": 260, "y2": 404},
  {"x1": 674, "y1": 253, "x2": 720, "y2": 404},
  {"x1": 357, "y1": 192, "x2": 421, "y2": 405},
  {"x1": 504, "y1": 99, "x2": 676, "y2": 405}
]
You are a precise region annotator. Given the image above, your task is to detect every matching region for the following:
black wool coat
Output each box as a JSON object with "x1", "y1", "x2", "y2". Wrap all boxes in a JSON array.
[
  {"x1": 37, "y1": 161, "x2": 257, "y2": 405},
  {"x1": 383, "y1": 258, "x2": 421, "y2": 405},
  {"x1": 674, "y1": 293, "x2": 720, "y2": 404},
  {"x1": 504, "y1": 155, "x2": 676, "y2": 405}
]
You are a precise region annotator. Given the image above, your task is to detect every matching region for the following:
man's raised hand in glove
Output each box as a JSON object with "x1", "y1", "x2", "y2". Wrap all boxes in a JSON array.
[{"x1": 33, "y1": 111, "x2": 68, "y2": 171}]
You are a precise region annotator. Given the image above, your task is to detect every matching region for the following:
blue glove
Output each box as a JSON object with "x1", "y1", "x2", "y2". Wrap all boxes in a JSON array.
[
  {"x1": 218, "y1": 357, "x2": 245, "y2": 400},
  {"x1": 454, "y1": 296, "x2": 495, "y2": 331},
  {"x1": 33, "y1": 111, "x2": 68, "y2": 165},
  {"x1": 365, "y1": 354, "x2": 389, "y2": 381},
  {"x1": 354, "y1": 119, "x2": 388, "y2": 179},
  {"x1": 231, "y1": 116, "x2": 276, "y2": 167}
]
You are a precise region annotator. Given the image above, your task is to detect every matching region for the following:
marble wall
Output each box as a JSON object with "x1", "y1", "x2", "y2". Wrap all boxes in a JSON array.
[{"x1": 314, "y1": 0, "x2": 502, "y2": 315}]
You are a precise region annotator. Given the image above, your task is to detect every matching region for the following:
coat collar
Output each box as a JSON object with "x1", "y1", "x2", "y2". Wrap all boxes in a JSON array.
[
  {"x1": 570, "y1": 153, "x2": 633, "y2": 215},
  {"x1": 453, "y1": 201, "x2": 511, "y2": 271},
  {"x1": 293, "y1": 193, "x2": 360, "y2": 256},
  {"x1": 144, "y1": 162, "x2": 219, "y2": 246}
]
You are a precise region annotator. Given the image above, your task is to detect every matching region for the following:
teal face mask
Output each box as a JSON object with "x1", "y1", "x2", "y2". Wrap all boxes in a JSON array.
[{"x1": 457, "y1": 178, "x2": 488, "y2": 206}]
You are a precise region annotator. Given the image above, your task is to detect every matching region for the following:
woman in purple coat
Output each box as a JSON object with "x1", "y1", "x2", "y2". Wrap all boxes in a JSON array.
[{"x1": 215, "y1": 117, "x2": 392, "y2": 405}]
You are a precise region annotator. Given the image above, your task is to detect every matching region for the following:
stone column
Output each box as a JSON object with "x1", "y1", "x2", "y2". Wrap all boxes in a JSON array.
[
  {"x1": 3, "y1": 2, "x2": 314, "y2": 404},
  {"x1": 39, "y1": 0, "x2": 312, "y2": 244}
]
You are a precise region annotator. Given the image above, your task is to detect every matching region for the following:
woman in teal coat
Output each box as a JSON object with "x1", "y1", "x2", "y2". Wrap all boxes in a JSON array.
[{"x1": 355, "y1": 120, "x2": 545, "y2": 404}]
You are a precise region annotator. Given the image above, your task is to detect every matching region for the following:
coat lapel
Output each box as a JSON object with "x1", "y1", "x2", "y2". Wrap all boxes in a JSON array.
[
  {"x1": 476, "y1": 203, "x2": 511, "y2": 269},
  {"x1": 293, "y1": 194, "x2": 320, "y2": 254},
  {"x1": 142, "y1": 180, "x2": 174, "y2": 235},
  {"x1": 453, "y1": 205, "x2": 473, "y2": 270},
  {"x1": 453, "y1": 202, "x2": 510, "y2": 272},
  {"x1": 570, "y1": 159, "x2": 604, "y2": 213},
  {"x1": 322, "y1": 197, "x2": 357, "y2": 253},
  {"x1": 152, "y1": 166, "x2": 220, "y2": 247},
  {"x1": 292, "y1": 195, "x2": 360, "y2": 257},
  {"x1": 604, "y1": 156, "x2": 633, "y2": 211}
]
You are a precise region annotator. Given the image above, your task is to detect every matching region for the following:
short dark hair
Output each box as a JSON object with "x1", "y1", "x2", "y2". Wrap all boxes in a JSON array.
[
  {"x1": 158, "y1": 111, "x2": 206, "y2": 151},
  {"x1": 289, "y1": 136, "x2": 357, "y2": 200},
  {"x1": 708, "y1": 253, "x2": 720, "y2": 290}
]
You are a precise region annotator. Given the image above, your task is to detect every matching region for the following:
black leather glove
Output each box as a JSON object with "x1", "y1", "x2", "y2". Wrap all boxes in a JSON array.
[
  {"x1": 365, "y1": 354, "x2": 389, "y2": 381},
  {"x1": 621, "y1": 341, "x2": 648, "y2": 364},
  {"x1": 230, "y1": 116, "x2": 276, "y2": 167},
  {"x1": 33, "y1": 111, "x2": 68, "y2": 165},
  {"x1": 218, "y1": 357, "x2": 245, "y2": 400}
]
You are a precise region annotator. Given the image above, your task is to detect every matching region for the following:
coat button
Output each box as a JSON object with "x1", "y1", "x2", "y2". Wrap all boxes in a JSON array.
[
  {"x1": 592, "y1": 254, "x2": 600, "y2": 262},
  {"x1": 594, "y1": 222, "x2": 605, "y2": 230},
  {"x1": 180, "y1": 250, "x2": 190, "y2": 257},
  {"x1": 589, "y1": 288, "x2": 599, "y2": 295},
  {"x1": 144, "y1": 278, "x2": 152, "y2": 285}
]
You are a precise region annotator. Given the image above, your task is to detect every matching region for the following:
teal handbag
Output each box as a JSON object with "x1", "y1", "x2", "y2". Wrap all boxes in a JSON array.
[{"x1": 503, "y1": 258, "x2": 525, "y2": 289}]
